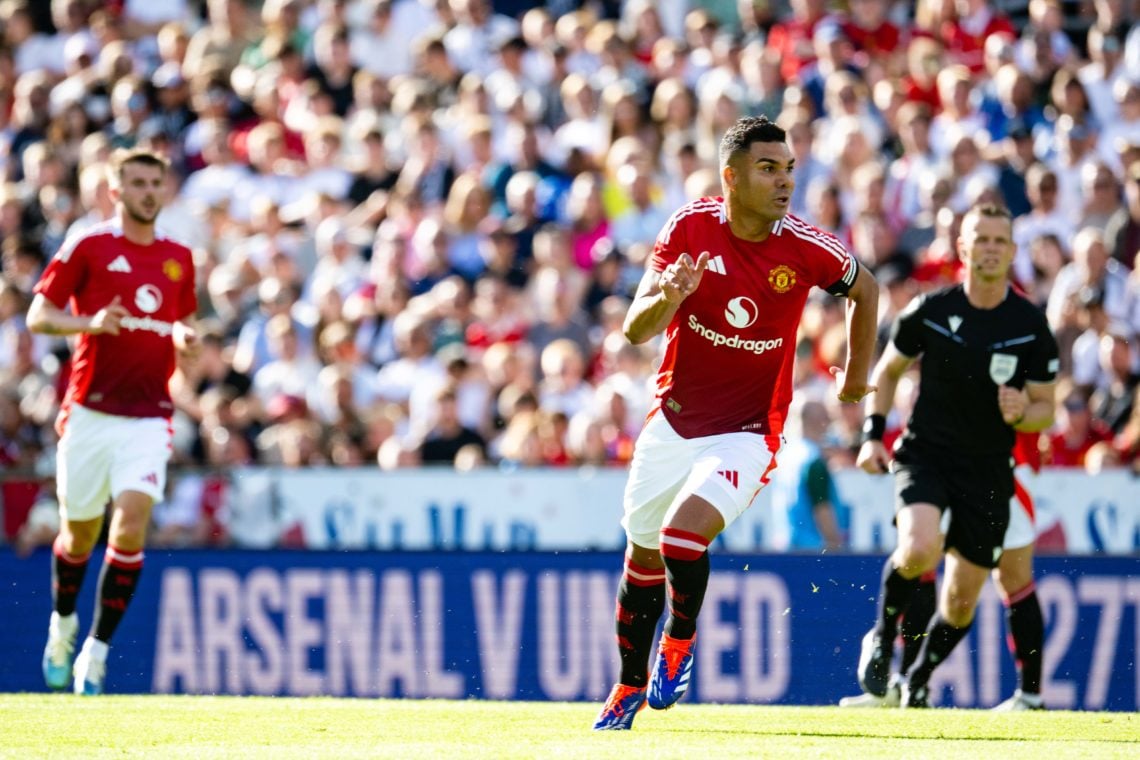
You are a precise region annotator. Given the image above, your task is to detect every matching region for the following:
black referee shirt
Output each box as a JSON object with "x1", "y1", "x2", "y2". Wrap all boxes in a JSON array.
[{"x1": 892, "y1": 284, "x2": 1059, "y2": 458}]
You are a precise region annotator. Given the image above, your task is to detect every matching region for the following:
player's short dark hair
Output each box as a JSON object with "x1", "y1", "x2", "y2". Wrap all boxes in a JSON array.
[
  {"x1": 964, "y1": 202, "x2": 1012, "y2": 224},
  {"x1": 719, "y1": 116, "x2": 786, "y2": 167},
  {"x1": 110, "y1": 148, "x2": 169, "y2": 183}
]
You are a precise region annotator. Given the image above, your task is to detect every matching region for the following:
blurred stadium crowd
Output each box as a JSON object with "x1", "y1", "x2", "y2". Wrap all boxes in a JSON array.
[{"x1": 1, "y1": 0, "x2": 1140, "y2": 548}]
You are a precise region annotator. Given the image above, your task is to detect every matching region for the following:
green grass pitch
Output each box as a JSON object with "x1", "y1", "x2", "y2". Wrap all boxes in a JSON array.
[{"x1": 0, "y1": 696, "x2": 1135, "y2": 759}]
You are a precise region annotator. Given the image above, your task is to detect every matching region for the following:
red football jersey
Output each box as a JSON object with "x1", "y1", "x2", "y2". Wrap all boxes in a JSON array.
[
  {"x1": 34, "y1": 221, "x2": 197, "y2": 419},
  {"x1": 1012, "y1": 431, "x2": 1042, "y2": 473},
  {"x1": 648, "y1": 200, "x2": 856, "y2": 438}
]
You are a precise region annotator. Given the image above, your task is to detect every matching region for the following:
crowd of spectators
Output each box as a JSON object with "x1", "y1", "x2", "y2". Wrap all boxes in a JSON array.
[{"x1": 1, "y1": 0, "x2": 1140, "y2": 547}]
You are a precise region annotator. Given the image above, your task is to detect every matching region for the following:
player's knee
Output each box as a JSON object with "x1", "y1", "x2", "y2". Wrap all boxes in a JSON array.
[
  {"x1": 57, "y1": 529, "x2": 96, "y2": 556},
  {"x1": 941, "y1": 591, "x2": 979, "y2": 627},
  {"x1": 895, "y1": 541, "x2": 939, "y2": 577},
  {"x1": 628, "y1": 542, "x2": 664, "y2": 571},
  {"x1": 108, "y1": 516, "x2": 148, "y2": 550},
  {"x1": 942, "y1": 605, "x2": 976, "y2": 628},
  {"x1": 59, "y1": 521, "x2": 100, "y2": 555}
]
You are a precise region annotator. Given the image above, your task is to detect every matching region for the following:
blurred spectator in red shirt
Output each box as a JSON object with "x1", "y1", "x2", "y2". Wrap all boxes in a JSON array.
[
  {"x1": 1046, "y1": 387, "x2": 1112, "y2": 467},
  {"x1": 901, "y1": 36, "x2": 944, "y2": 112},
  {"x1": 768, "y1": 0, "x2": 832, "y2": 83},
  {"x1": 939, "y1": 0, "x2": 1015, "y2": 73},
  {"x1": 840, "y1": 0, "x2": 904, "y2": 68}
]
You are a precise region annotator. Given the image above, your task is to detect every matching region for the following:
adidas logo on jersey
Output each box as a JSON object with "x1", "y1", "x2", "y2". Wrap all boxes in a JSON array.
[
  {"x1": 107, "y1": 255, "x2": 132, "y2": 273},
  {"x1": 707, "y1": 255, "x2": 726, "y2": 275}
]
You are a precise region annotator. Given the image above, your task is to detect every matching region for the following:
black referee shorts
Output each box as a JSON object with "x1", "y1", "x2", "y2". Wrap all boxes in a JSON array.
[{"x1": 892, "y1": 447, "x2": 1015, "y2": 569}]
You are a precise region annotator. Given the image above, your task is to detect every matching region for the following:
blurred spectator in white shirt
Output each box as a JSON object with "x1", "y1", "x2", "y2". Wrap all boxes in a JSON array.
[
  {"x1": 1080, "y1": 24, "x2": 1129, "y2": 130},
  {"x1": 443, "y1": 0, "x2": 519, "y2": 76},
  {"x1": 1048, "y1": 228, "x2": 1136, "y2": 339},
  {"x1": 537, "y1": 338, "x2": 593, "y2": 419},
  {"x1": 1014, "y1": 164, "x2": 1074, "y2": 286},
  {"x1": 252, "y1": 313, "x2": 324, "y2": 409}
]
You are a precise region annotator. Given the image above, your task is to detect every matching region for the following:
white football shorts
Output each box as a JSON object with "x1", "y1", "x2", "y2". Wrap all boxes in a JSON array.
[
  {"x1": 938, "y1": 463, "x2": 1037, "y2": 552},
  {"x1": 622, "y1": 411, "x2": 783, "y2": 550},
  {"x1": 1003, "y1": 464, "x2": 1037, "y2": 550},
  {"x1": 56, "y1": 403, "x2": 173, "y2": 521}
]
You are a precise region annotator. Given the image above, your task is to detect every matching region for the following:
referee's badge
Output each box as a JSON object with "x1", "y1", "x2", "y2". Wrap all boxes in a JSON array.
[{"x1": 989, "y1": 353, "x2": 1018, "y2": 384}]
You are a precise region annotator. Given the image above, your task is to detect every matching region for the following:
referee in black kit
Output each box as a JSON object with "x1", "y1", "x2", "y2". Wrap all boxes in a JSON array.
[{"x1": 852, "y1": 203, "x2": 1059, "y2": 708}]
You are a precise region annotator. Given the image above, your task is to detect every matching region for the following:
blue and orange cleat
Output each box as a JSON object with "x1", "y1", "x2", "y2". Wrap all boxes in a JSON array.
[
  {"x1": 647, "y1": 634, "x2": 696, "y2": 710},
  {"x1": 593, "y1": 684, "x2": 647, "y2": 730}
]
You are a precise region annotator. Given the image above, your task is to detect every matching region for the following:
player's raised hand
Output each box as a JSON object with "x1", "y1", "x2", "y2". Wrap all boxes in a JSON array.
[
  {"x1": 856, "y1": 440, "x2": 891, "y2": 474},
  {"x1": 829, "y1": 366, "x2": 878, "y2": 404},
  {"x1": 998, "y1": 384, "x2": 1028, "y2": 426},
  {"x1": 660, "y1": 251, "x2": 709, "y2": 304},
  {"x1": 90, "y1": 295, "x2": 129, "y2": 335}
]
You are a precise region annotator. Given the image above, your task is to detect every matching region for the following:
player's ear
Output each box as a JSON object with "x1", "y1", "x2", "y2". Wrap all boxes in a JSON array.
[{"x1": 721, "y1": 164, "x2": 735, "y2": 192}]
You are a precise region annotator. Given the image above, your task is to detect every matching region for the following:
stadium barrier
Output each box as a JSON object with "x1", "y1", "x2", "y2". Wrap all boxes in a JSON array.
[
  {"x1": 223, "y1": 467, "x2": 1140, "y2": 554},
  {"x1": 1, "y1": 550, "x2": 1136, "y2": 710}
]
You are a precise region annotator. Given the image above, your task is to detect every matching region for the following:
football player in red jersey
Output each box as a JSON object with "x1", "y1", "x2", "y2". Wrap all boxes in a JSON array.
[
  {"x1": 28, "y1": 148, "x2": 198, "y2": 695},
  {"x1": 594, "y1": 116, "x2": 879, "y2": 729}
]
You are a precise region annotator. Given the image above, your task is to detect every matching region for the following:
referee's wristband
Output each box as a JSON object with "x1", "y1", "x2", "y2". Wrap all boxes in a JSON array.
[{"x1": 862, "y1": 414, "x2": 887, "y2": 444}]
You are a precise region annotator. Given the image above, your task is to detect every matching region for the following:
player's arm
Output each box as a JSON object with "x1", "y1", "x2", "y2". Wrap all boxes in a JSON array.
[
  {"x1": 834, "y1": 264, "x2": 879, "y2": 403},
  {"x1": 1001, "y1": 317, "x2": 1060, "y2": 433},
  {"x1": 26, "y1": 293, "x2": 128, "y2": 336},
  {"x1": 623, "y1": 252, "x2": 709, "y2": 344},
  {"x1": 856, "y1": 343, "x2": 916, "y2": 473},
  {"x1": 1000, "y1": 380, "x2": 1056, "y2": 433}
]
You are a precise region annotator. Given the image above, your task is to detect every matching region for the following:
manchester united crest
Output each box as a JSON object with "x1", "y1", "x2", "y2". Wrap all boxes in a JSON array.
[
  {"x1": 768, "y1": 265, "x2": 796, "y2": 293},
  {"x1": 163, "y1": 259, "x2": 183, "y2": 282}
]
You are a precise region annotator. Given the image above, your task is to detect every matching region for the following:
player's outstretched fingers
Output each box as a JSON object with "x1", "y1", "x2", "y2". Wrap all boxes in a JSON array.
[
  {"x1": 673, "y1": 253, "x2": 697, "y2": 294},
  {"x1": 680, "y1": 252, "x2": 709, "y2": 295},
  {"x1": 693, "y1": 251, "x2": 709, "y2": 274}
]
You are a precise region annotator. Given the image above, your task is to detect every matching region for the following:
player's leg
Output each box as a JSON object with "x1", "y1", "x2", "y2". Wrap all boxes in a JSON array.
[
  {"x1": 902, "y1": 547, "x2": 990, "y2": 707},
  {"x1": 616, "y1": 543, "x2": 667, "y2": 689},
  {"x1": 659, "y1": 494, "x2": 722, "y2": 640},
  {"x1": 596, "y1": 414, "x2": 683, "y2": 730},
  {"x1": 44, "y1": 406, "x2": 112, "y2": 690},
  {"x1": 75, "y1": 489, "x2": 155, "y2": 695},
  {"x1": 92, "y1": 489, "x2": 154, "y2": 642},
  {"x1": 992, "y1": 544, "x2": 1045, "y2": 710},
  {"x1": 880, "y1": 502, "x2": 943, "y2": 631},
  {"x1": 52, "y1": 517, "x2": 102, "y2": 616},
  {"x1": 647, "y1": 495, "x2": 720, "y2": 710},
  {"x1": 840, "y1": 568, "x2": 937, "y2": 708},
  {"x1": 991, "y1": 474, "x2": 1045, "y2": 710},
  {"x1": 74, "y1": 414, "x2": 169, "y2": 695},
  {"x1": 900, "y1": 570, "x2": 938, "y2": 675},
  {"x1": 596, "y1": 545, "x2": 665, "y2": 730},
  {"x1": 647, "y1": 430, "x2": 781, "y2": 710},
  {"x1": 859, "y1": 489, "x2": 943, "y2": 699}
]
